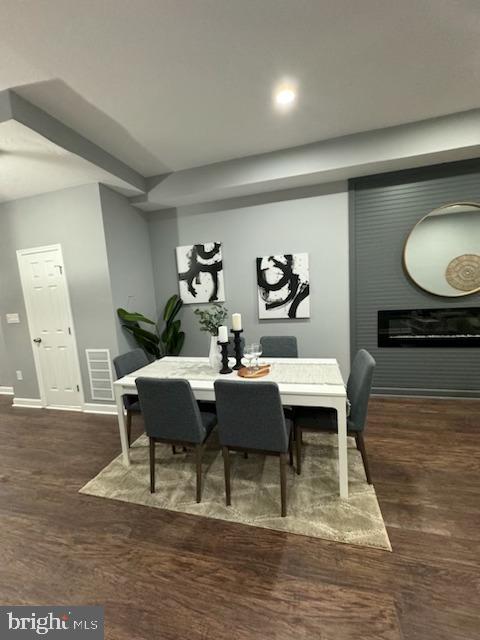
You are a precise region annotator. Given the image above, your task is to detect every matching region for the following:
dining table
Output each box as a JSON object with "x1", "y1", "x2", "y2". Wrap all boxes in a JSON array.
[{"x1": 113, "y1": 356, "x2": 350, "y2": 499}]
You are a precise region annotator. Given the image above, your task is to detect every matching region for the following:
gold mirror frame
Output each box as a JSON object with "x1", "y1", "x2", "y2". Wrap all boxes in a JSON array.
[{"x1": 403, "y1": 201, "x2": 480, "y2": 298}]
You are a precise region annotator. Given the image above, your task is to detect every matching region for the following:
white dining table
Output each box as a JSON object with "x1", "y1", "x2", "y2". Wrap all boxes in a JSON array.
[{"x1": 113, "y1": 356, "x2": 349, "y2": 499}]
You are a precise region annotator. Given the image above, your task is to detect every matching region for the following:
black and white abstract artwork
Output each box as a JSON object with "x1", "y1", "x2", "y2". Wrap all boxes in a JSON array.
[
  {"x1": 176, "y1": 242, "x2": 225, "y2": 304},
  {"x1": 257, "y1": 253, "x2": 310, "y2": 319}
]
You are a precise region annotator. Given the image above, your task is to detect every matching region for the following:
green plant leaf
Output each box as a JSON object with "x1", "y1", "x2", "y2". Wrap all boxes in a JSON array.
[
  {"x1": 117, "y1": 308, "x2": 156, "y2": 325},
  {"x1": 172, "y1": 331, "x2": 185, "y2": 355},
  {"x1": 171, "y1": 298, "x2": 183, "y2": 320},
  {"x1": 124, "y1": 325, "x2": 160, "y2": 345},
  {"x1": 163, "y1": 294, "x2": 179, "y2": 321},
  {"x1": 125, "y1": 331, "x2": 160, "y2": 357}
]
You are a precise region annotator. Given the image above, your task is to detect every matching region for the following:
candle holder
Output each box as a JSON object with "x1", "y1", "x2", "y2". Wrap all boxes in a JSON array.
[
  {"x1": 217, "y1": 341, "x2": 232, "y2": 375},
  {"x1": 231, "y1": 329, "x2": 244, "y2": 370}
]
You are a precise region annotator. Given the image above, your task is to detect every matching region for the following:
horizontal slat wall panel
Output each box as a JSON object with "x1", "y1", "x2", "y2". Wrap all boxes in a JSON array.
[{"x1": 351, "y1": 162, "x2": 480, "y2": 397}]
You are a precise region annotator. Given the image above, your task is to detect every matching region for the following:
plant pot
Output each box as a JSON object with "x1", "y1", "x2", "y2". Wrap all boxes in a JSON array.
[{"x1": 209, "y1": 335, "x2": 221, "y2": 370}]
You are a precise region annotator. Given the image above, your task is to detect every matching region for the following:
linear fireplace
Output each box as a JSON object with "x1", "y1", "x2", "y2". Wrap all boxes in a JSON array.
[{"x1": 378, "y1": 307, "x2": 480, "y2": 348}]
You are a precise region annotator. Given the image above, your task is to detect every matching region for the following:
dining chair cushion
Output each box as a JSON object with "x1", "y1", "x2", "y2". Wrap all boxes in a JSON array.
[
  {"x1": 260, "y1": 336, "x2": 298, "y2": 358},
  {"x1": 295, "y1": 349, "x2": 375, "y2": 434},
  {"x1": 214, "y1": 380, "x2": 291, "y2": 452},
  {"x1": 136, "y1": 377, "x2": 216, "y2": 444},
  {"x1": 347, "y1": 349, "x2": 376, "y2": 431},
  {"x1": 113, "y1": 348, "x2": 149, "y2": 411}
]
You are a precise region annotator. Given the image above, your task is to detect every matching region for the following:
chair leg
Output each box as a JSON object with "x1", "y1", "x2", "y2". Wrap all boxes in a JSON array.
[
  {"x1": 126, "y1": 410, "x2": 132, "y2": 447},
  {"x1": 195, "y1": 444, "x2": 203, "y2": 503},
  {"x1": 295, "y1": 424, "x2": 302, "y2": 475},
  {"x1": 280, "y1": 453, "x2": 288, "y2": 517},
  {"x1": 356, "y1": 432, "x2": 372, "y2": 484},
  {"x1": 149, "y1": 438, "x2": 155, "y2": 493},
  {"x1": 222, "y1": 446, "x2": 231, "y2": 506},
  {"x1": 288, "y1": 429, "x2": 294, "y2": 466}
]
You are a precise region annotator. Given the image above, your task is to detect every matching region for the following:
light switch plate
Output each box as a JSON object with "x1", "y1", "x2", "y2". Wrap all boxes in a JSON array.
[{"x1": 6, "y1": 313, "x2": 20, "y2": 324}]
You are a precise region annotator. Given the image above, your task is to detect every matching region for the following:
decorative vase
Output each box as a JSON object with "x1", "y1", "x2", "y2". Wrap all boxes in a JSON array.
[{"x1": 208, "y1": 335, "x2": 221, "y2": 369}]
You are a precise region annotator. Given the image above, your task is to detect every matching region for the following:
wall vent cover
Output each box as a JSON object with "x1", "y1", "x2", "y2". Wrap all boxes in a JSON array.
[{"x1": 86, "y1": 349, "x2": 114, "y2": 401}]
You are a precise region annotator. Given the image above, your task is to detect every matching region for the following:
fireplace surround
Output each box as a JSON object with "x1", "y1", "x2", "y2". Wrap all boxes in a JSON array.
[{"x1": 378, "y1": 307, "x2": 480, "y2": 348}]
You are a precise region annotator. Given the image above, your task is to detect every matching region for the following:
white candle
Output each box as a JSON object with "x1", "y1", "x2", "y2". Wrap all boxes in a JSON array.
[
  {"x1": 232, "y1": 313, "x2": 242, "y2": 331},
  {"x1": 217, "y1": 325, "x2": 228, "y2": 343}
]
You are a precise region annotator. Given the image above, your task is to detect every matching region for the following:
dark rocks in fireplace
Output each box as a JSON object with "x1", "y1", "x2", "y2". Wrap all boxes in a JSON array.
[{"x1": 378, "y1": 308, "x2": 480, "y2": 348}]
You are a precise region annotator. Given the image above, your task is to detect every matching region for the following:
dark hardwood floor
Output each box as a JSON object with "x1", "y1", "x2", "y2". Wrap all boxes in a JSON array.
[{"x1": 0, "y1": 394, "x2": 479, "y2": 640}]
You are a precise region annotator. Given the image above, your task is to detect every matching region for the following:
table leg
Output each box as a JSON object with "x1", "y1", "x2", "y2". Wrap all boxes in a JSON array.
[
  {"x1": 115, "y1": 386, "x2": 131, "y2": 467},
  {"x1": 336, "y1": 399, "x2": 348, "y2": 499}
]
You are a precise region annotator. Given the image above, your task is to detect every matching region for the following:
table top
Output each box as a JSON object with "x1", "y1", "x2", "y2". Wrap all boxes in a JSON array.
[{"x1": 114, "y1": 356, "x2": 347, "y2": 399}]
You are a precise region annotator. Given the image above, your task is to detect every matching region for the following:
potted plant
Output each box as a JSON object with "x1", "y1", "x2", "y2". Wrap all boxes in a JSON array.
[
  {"x1": 117, "y1": 294, "x2": 185, "y2": 358},
  {"x1": 194, "y1": 303, "x2": 228, "y2": 368}
]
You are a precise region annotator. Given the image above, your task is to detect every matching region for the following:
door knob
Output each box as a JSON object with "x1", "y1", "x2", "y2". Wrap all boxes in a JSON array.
[{"x1": 33, "y1": 338, "x2": 42, "y2": 344}]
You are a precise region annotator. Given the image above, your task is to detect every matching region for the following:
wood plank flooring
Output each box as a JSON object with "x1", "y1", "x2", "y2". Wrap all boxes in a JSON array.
[{"x1": 0, "y1": 395, "x2": 479, "y2": 639}]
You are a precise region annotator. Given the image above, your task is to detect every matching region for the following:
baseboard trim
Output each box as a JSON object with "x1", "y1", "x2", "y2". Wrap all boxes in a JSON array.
[
  {"x1": 0, "y1": 386, "x2": 14, "y2": 395},
  {"x1": 12, "y1": 398, "x2": 117, "y2": 414},
  {"x1": 373, "y1": 389, "x2": 480, "y2": 400},
  {"x1": 12, "y1": 397, "x2": 43, "y2": 408},
  {"x1": 46, "y1": 405, "x2": 82, "y2": 412},
  {"x1": 83, "y1": 403, "x2": 117, "y2": 415}
]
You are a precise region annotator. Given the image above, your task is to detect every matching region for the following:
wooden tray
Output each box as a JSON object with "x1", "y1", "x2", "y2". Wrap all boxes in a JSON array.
[{"x1": 237, "y1": 365, "x2": 271, "y2": 379}]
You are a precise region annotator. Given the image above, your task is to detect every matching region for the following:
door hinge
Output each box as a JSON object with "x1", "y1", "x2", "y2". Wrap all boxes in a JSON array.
[
  {"x1": 76, "y1": 385, "x2": 80, "y2": 392},
  {"x1": 68, "y1": 327, "x2": 72, "y2": 335}
]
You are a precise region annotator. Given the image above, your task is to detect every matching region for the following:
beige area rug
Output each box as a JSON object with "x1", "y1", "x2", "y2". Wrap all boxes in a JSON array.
[{"x1": 80, "y1": 432, "x2": 391, "y2": 551}]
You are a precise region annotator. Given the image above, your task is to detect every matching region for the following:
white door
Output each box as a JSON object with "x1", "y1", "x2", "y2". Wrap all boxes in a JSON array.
[{"x1": 17, "y1": 245, "x2": 83, "y2": 409}]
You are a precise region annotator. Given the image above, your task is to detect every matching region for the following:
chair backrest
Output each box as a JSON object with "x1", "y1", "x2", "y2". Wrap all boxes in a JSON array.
[
  {"x1": 113, "y1": 348, "x2": 149, "y2": 410},
  {"x1": 214, "y1": 380, "x2": 289, "y2": 452},
  {"x1": 113, "y1": 348, "x2": 149, "y2": 378},
  {"x1": 347, "y1": 349, "x2": 376, "y2": 431},
  {"x1": 136, "y1": 378, "x2": 206, "y2": 443},
  {"x1": 260, "y1": 336, "x2": 298, "y2": 358},
  {"x1": 227, "y1": 336, "x2": 245, "y2": 358}
]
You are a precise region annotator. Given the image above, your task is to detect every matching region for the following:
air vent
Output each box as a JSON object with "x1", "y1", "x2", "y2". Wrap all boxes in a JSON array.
[{"x1": 86, "y1": 349, "x2": 114, "y2": 401}]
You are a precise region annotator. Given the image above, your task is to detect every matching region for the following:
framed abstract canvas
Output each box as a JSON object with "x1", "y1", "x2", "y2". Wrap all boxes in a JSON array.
[
  {"x1": 176, "y1": 242, "x2": 225, "y2": 304},
  {"x1": 257, "y1": 253, "x2": 310, "y2": 319}
]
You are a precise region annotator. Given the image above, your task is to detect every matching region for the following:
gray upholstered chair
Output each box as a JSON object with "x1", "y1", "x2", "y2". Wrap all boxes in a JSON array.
[
  {"x1": 214, "y1": 380, "x2": 293, "y2": 517},
  {"x1": 136, "y1": 378, "x2": 216, "y2": 502},
  {"x1": 260, "y1": 336, "x2": 298, "y2": 358},
  {"x1": 113, "y1": 348, "x2": 149, "y2": 446},
  {"x1": 294, "y1": 349, "x2": 376, "y2": 483}
]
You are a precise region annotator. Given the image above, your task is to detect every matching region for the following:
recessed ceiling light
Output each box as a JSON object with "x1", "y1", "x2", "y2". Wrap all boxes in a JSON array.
[
  {"x1": 274, "y1": 85, "x2": 297, "y2": 109},
  {"x1": 275, "y1": 89, "x2": 297, "y2": 107}
]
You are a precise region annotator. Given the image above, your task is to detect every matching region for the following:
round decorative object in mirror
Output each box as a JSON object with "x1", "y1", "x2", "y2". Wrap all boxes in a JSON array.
[{"x1": 404, "y1": 202, "x2": 480, "y2": 297}]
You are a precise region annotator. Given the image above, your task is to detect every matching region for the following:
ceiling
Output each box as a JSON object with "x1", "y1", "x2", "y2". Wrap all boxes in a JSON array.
[
  {"x1": 0, "y1": 120, "x2": 141, "y2": 204},
  {"x1": 1, "y1": 0, "x2": 480, "y2": 177}
]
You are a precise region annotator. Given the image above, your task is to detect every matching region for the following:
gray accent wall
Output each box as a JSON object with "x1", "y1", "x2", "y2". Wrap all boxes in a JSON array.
[
  {"x1": 0, "y1": 184, "x2": 118, "y2": 402},
  {"x1": 350, "y1": 161, "x2": 480, "y2": 397},
  {"x1": 148, "y1": 184, "x2": 351, "y2": 376},
  {"x1": 100, "y1": 185, "x2": 157, "y2": 354}
]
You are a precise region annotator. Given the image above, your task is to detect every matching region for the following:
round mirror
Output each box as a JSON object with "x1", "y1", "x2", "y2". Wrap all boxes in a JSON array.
[{"x1": 404, "y1": 202, "x2": 480, "y2": 297}]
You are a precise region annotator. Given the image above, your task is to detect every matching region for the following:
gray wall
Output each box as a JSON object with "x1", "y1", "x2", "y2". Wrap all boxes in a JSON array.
[
  {"x1": 100, "y1": 184, "x2": 157, "y2": 354},
  {"x1": 0, "y1": 184, "x2": 118, "y2": 402},
  {"x1": 0, "y1": 322, "x2": 12, "y2": 388},
  {"x1": 148, "y1": 184, "x2": 351, "y2": 376},
  {"x1": 350, "y1": 161, "x2": 480, "y2": 397}
]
